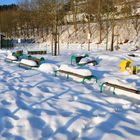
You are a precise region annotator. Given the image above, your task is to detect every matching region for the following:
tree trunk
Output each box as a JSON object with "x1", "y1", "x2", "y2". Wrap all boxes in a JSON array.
[
  {"x1": 111, "y1": 24, "x2": 114, "y2": 51},
  {"x1": 99, "y1": 22, "x2": 102, "y2": 43}
]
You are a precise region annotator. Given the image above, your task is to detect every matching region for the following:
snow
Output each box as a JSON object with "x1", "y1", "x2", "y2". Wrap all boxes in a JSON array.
[
  {"x1": 59, "y1": 64, "x2": 92, "y2": 76},
  {"x1": 38, "y1": 63, "x2": 58, "y2": 74},
  {"x1": 20, "y1": 59, "x2": 38, "y2": 67},
  {"x1": 79, "y1": 57, "x2": 95, "y2": 64},
  {"x1": 0, "y1": 42, "x2": 140, "y2": 140},
  {"x1": 6, "y1": 54, "x2": 17, "y2": 61}
]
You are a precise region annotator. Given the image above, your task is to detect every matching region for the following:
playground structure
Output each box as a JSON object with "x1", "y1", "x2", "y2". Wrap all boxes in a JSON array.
[
  {"x1": 27, "y1": 55, "x2": 45, "y2": 65},
  {"x1": 5, "y1": 50, "x2": 24, "y2": 62},
  {"x1": 71, "y1": 54, "x2": 97, "y2": 66},
  {"x1": 12, "y1": 50, "x2": 23, "y2": 59},
  {"x1": 71, "y1": 54, "x2": 89, "y2": 65},
  {"x1": 118, "y1": 60, "x2": 139, "y2": 74},
  {"x1": 5, "y1": 50, "x2": 45, "y2": 66}
]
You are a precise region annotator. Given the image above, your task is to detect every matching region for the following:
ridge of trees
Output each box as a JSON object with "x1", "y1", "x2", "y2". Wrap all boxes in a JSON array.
[
  {"x1": 0, "y1": 4, "x2": 18, "y2": 11},
  {"x1": 0, "y1": 0, "x2": 139, "y2": 53}
]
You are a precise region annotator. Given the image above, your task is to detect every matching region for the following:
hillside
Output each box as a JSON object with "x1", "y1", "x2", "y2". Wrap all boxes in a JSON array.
[{"x1": 43, "y1": 19, "x2": 140, "y2": 51}]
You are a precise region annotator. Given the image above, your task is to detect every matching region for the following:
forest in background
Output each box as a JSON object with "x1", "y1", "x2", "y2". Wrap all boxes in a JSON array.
[{"x1": 0, "y1": 0, "x2": 140, "y2": 53}]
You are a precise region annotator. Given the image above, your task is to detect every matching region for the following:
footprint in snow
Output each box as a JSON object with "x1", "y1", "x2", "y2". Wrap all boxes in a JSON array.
[
  {"x1": 1, "y1": 100, "x2": 11, "y2": 105},
  {"x1": 16, "y1": 99, "x2": 31, "y2": 110},
  {"x1": 28, "y1": 116, "x2": 46, "y2": 130},
  {"x1": 41, "y1": 126, "x2": 54, "y2": 138},
  {"x1": 114, "y1": 107, "x2": 124, "y2": 112}
]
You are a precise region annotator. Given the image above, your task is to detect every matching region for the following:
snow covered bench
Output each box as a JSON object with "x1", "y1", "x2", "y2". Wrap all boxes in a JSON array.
[
  {"x1": 100, "y1": 82, "x2": 140, "y2": 94},
  {"x1": 19, "y1": 59, "x2": 39, "y2": 69},
  {"x1": 19, "y1": 56, "x2": 45, "y2": 69},
  {"x1": 55, "y1": 65, "x2": 97, "y2": 83}
]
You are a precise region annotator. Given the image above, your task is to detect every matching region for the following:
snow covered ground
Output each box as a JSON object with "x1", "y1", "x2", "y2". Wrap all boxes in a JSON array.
[{"x1": 0, "y1": 43, "x2": 140, "y2": 140}]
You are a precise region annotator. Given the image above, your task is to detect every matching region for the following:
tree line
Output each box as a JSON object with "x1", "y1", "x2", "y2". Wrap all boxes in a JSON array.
[{"x1": 0, "y1": 0, "x2": 139, "y2": 53}]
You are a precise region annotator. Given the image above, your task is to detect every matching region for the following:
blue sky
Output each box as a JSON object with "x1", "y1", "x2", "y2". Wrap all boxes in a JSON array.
[{"x1": 0, "y1": 0, "x2": 18, "y2": 5}]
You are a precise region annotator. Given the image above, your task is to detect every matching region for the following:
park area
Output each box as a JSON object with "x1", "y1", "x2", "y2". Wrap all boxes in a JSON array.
[{"x1": 0, "y1": 43, "x2": 140, "y2": 140}]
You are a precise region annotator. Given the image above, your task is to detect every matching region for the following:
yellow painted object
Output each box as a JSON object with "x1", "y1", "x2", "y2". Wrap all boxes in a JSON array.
[
  {"x1": 118, "y1": 60, "x2": 132, "y2": 72},
  {"x1": 136, "y1": 66, "x2": 139, "y2": 74},
  {"x1": 131, "y1": 66, "x2": 139, "y2": 74}
]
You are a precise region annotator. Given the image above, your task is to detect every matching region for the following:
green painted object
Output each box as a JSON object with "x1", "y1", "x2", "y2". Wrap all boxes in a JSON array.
[
  {"x1": 27, "y1": 55, "x2": 45, "y2": 65},
  {"x1": 55, "y1": 70, "x2": 97, "y2": 84},
  {"x1": 100, "y1": 82, "x2": 116, "y2": 94},
  {"x1": 12, "y1": 50, "x2": 23, "y2": 60},
  {"x1": 71, "y1": 54, "x2": 89, "y2": 65}
]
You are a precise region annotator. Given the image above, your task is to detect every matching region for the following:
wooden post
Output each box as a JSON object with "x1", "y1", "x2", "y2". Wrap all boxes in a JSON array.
[
  {"x1": 52, "y1": 32, "x2": 59, "y2": 56},
  {"x1": 110, "y1": 24, "x2": 114, "y2": 51},
  {"x1": 51, "y1": 33, "x2": 54, "y2": 56},
  {"x1": 0, "y1": 34, "x2": 1, "y2": 49},
  {"x1": 58, "y1": 33, "x2": 60, "y2": 55},
  {"x1": 87, "y1": 33, "x2": 91, "y2": 51},
  {"x1": 0, "y1": 34, "x2": 5, "y2": 49}
]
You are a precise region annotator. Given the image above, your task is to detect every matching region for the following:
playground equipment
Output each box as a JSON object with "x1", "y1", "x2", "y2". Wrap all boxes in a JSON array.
[
  {"x1": 118, "y1": 59, "x2": 139, "y2": 74},
  {"x1": 71, "y1": 54, "x2": 97, "y2": 66},
  {"x1": 130, "y1": 66, "x2": 139, "y2": 75},
  {"x1": 71, "y1": 54, "x2": 88, "y2": 65},
  {"x1": 27, "y1": 55, "x2": 45, "y2": 65},
  {"x1": 12, "y1": 50, "x2": 23, "y2": 59},
  {"x1": 5, "y1": 50, "x2": 24, "y2": 62}
]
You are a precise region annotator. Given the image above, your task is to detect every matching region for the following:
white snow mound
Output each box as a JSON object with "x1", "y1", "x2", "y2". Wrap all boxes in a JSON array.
[
  {"x1": 59, "y1": 64, "x2": 92, "y2": 76},
  {"x1": 102, "y1": 78, "x2": 137, "y2": 89},
  {"x1": 6, "y1": 55, "x2": 17, "y2": 61},
  {"x1": 79, "y1": 57, "x2": 95, "y2": 64},
  {"x1": 39, "y1": 63, "x2": 58, "y2": 74},
  {"x1": 20, "y1": 59, "x2": 37, "y2": 66},
  {"x1": 98, "y1": 55, "x2": 120, "y2": 62}
]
